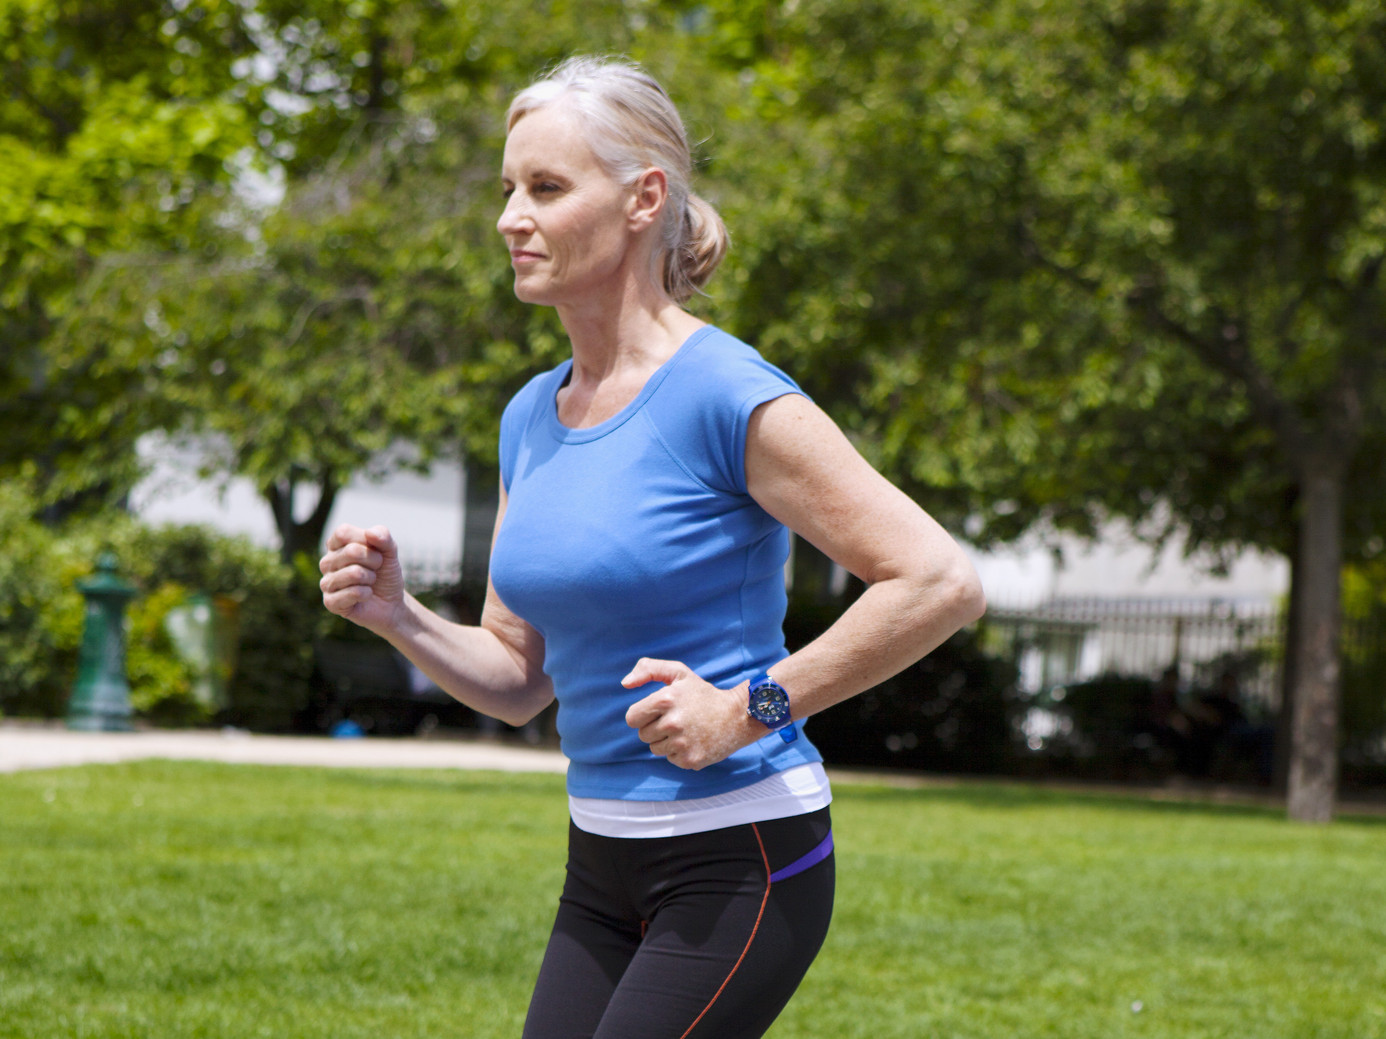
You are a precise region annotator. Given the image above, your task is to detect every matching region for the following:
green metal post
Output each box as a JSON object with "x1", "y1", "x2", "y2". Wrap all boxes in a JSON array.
[{"x1": 67, "y1": 553, "x2": 137, "y2": 732}]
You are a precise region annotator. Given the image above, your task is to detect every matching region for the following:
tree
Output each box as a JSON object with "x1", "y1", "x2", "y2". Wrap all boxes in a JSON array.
[
  {"x1": 90, "y1": 109, "x2": 566, "y2": 565},
  {"x1": 20, "y1": 1, "x2": 1378, "y2": 813},
  {"x1": 706, "y1": 0, "x2": 1386, "y2": 820},
  {"x1": 1, "y1": 0, "x2": 262, "y2": 513},
  {"x1": 8, "y1": 0, "x2": 697, "y2": 540}
]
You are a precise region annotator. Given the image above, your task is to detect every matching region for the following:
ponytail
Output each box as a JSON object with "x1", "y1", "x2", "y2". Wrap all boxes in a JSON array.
[{"x1": 665, "y1": 193, "x2": 729, "y2": 304}]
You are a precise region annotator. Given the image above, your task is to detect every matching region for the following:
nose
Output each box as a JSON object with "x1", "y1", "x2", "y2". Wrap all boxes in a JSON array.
[{"x1": 497, "y1": 190, "x2": 532, "y2": 238}]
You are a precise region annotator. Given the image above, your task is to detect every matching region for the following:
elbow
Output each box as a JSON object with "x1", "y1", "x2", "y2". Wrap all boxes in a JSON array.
[
  {"x1": 960, "y1": 569, "x2": 987, "y2": 626},
  {"x1": 495, "y1": 707, "x2": 539, "y2": 728},
  {"x1": 499, "y1": 684, "x2": 555, "y2": 728},
  {"x1": 489, "y1": 704, "x2": 541, "y2": 729},
  {"x1": 937, "y1": 557, "x2": 987, "y2": 630}
]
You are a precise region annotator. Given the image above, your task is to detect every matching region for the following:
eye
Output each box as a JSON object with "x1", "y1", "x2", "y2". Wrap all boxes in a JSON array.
[
  {"x1": 501, "y1": 185, "x2": 515, "y2": 199},
  {"x1": 535, "y1": 181, "x2": 562, "y2": 194}
]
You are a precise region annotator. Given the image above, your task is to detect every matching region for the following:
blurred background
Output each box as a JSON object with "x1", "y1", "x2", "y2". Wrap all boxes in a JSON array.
[{"x1": 4, "y1": 0, "x2": 1384, "y2": 818}]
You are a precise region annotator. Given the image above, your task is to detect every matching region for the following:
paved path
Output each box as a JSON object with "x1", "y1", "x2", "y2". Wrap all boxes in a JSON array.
[
  {"x1": 6, "y1": 724, "x2": 1383, "y2": 817},
  {"x1": 0, "y1": 725, "x2": 568, "y2": 775}
]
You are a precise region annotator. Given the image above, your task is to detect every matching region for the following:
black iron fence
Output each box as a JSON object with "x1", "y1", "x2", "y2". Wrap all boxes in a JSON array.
[
  {"x1": 981, "y1": 596, "x2": 1386, "y2": 784},
  {"x1": 983, "y1": 597, "x2": 1285, "y2": 712}
]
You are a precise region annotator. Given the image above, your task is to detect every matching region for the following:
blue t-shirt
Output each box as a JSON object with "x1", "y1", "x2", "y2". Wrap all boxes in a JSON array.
[{"x1": 490, "y1": 325, "x2": 824, "y2": 800}]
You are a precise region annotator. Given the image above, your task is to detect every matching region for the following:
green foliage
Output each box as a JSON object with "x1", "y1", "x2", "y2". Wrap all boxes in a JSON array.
[
  {"x1": 0, "y1": 0, "x2": 263, "y2": 514},
  {"x1": 92, "y1": 522, "x2": 329, "y2": 731},
  {"x1": 124, "y1": 582, "x2": 201, "y2": 725},
  {"x1": 710, "y1": 0, "x2": 1386, "y2": 563},
  {"x1": 4, "y1": 763, "x2": 1386, "y2": 1038},
  {"x1": 11, "y1": 0, "x2": 1383, "y2": 558},
  {"x1": 0, "y1": 484, "x2": 86, "y2": 716},
  {"x1": 0, "y1": 481, "x2": 321, "y2": 729},
  {"x1": 1024, "y1": 673, "x2": 1170, "y2": 779},
  {"x1": 1342, "y1": 561, "x2": 1386, "y2": 776},
  {"x1": 11, "y1": 0, "x2": 714, "y2": 543},
  {"x1": 2, "y1": 0, "x2": 691, "y2": 511},
  {"x1": 8, "y1": 0, "x2": 1383, "y2": 812},
  {"x1": 83, "y1": 106, "x2": 567, "y2": 559},
  {"x1": 686, "y1": 0, "x2": 1386, "y2": 815}
]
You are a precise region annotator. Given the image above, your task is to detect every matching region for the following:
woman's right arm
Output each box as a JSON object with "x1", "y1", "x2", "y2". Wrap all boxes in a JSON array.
[{"x1": 318, "y1": 488, "x2": 553, "y2": 726}]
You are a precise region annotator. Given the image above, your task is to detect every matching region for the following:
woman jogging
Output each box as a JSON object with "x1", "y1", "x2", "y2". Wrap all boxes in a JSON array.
[{"x1": 319, "y1": 55, "x2": 986, "y2": 1039}]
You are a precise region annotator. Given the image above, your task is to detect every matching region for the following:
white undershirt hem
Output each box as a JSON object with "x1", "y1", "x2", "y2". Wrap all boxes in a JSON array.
[{"x1": 568, "y1": 762, "x2": 833, "y2": 839}]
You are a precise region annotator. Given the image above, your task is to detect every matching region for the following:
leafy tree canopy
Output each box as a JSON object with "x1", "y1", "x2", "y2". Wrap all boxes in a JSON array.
[{"x1": 705, "y1": 0, "x2": 1385, "y2": 564}]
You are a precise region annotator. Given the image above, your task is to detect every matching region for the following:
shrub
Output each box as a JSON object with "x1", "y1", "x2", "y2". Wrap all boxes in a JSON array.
[
  {"x1": 1021, "y1": 674, "x2": 1166, "y2": 779},
  {"x1": 0, "y1": 485, "x2": 327, "y2": 731},
  {"x1": 788, "y1": 596, "x2": 1019, "y2": 775},
  {"x1": 0, "y1": 485, "x2": 86, "y2": 717},
  {"x1": 1342, "y1": 562, "x2": 1386, "y2": 785},
  {"x1": 125, "y1": 582, "x2": 203, "y2": 726},
  {"x1": 87, "y1": 523, "x2": 329, "y2": 731}
]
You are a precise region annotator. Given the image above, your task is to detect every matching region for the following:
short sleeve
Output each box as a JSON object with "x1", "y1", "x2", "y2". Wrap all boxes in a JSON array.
[
  {"x1": 721, "y1": 378, "x2": 804, "y2": 495},
  {"x1": 498, "y1": 366, "x2": 562, "y2": 493},
  {"x1": 646, "y1": 329, "x2": 805, "y2": 497}
]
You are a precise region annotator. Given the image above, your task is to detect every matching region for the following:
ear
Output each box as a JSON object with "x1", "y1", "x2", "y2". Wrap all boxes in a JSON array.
[{"x1": 627, "y1": 167, "x2": 668, "y2": 232}]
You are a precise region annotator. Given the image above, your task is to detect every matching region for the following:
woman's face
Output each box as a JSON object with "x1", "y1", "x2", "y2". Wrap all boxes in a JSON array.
[{"x1": 497, "y1": 104, "x2": 637, "y2": 308}]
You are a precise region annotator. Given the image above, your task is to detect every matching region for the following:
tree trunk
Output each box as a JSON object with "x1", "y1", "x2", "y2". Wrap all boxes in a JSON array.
[
  {"x1": 1273, "y1": 520, "x2": 1300, "y2": 794},
  {"x1": 1285, "y1": 464, "x2": 1344, "y2": 823},
  {"x1": 265, "y1": 472, "x2": 339, "y2": 567}
]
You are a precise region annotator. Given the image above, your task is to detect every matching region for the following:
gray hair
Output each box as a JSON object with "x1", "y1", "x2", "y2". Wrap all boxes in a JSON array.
[{"x1": 507, "y1": 56, "x2": 728, "y2": 304}]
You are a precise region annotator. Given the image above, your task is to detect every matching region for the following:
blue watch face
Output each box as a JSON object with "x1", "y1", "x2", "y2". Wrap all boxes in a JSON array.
[{"x1": 749, "y1": 679, "x2": 791, "y2": 727}]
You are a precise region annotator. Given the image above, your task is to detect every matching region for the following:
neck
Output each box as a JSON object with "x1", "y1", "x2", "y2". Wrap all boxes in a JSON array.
[
  {"x1": 557, "y1": 278, "x2": 703, "y2": 384},
  {"x1": 549, "y1": 275, "x2": 707, "y2": 430}
]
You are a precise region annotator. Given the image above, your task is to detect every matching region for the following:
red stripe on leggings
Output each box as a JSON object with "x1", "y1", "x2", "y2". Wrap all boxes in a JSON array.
[{"x1": 676, "y1": 823, "x2": 771, "y2": 1039}]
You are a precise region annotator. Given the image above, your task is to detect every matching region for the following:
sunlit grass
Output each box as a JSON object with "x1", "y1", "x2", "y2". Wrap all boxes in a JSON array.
[{"x1": 2, "y1": 763, "x2": 1383, "y2": 1038}]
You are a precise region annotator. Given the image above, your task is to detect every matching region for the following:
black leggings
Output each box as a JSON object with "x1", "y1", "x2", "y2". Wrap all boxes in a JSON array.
[{"x1": 522, "y1": 807, "x2": 835, "y2": 1039}]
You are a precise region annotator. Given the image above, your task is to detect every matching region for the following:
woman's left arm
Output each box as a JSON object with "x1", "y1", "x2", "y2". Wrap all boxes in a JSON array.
[{"x1": 624, "y1": 392, "x2": 986, "y2": 769}]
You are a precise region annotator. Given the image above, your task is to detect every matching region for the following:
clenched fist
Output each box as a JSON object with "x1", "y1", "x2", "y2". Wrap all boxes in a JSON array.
[{"x1": 319, "y1": 524, "x2": 408, "y2": 635}]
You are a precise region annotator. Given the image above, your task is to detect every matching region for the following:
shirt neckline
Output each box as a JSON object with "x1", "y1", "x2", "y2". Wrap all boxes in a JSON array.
[{"x1": 545, "y1": 325, "x2": 717, "y2": 444}]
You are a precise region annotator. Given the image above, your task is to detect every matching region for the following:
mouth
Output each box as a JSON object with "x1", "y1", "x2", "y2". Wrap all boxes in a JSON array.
[{"x1": 510, "y1": 250, "x2": 545, "y2": 264}]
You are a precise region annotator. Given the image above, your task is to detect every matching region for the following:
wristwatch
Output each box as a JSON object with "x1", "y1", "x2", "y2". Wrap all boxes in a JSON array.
[{"x1": 747, "y1": 671, "x2": 798, "y2": 743}]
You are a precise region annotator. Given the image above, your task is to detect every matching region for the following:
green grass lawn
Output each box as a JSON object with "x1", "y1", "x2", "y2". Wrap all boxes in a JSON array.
[{"x1": 2, "y1": 763, "x2": 1383, "y2": 1039}]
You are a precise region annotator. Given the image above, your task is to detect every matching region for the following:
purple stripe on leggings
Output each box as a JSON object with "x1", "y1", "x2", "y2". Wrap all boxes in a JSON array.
[{"x1": 768, "y1": 830, "x2": 834, "y2": 883}]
